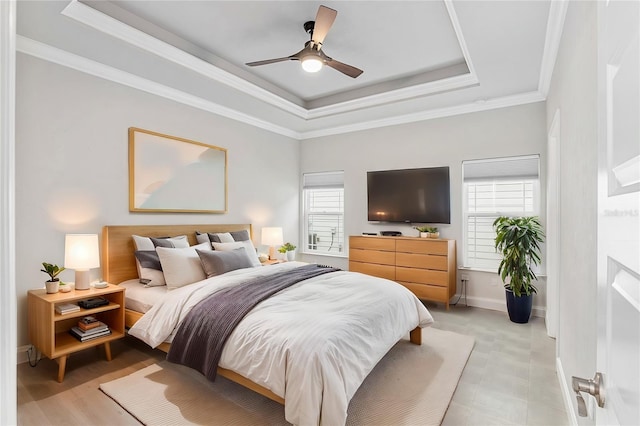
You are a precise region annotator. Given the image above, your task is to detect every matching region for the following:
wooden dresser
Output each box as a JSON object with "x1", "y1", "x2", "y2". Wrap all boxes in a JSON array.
[{"x1": 349, "y1": 235, "x2": 457, "y2": 309}]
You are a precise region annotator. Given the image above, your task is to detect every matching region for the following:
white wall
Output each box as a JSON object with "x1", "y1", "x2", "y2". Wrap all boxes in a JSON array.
[
  {"x1": 545, "y1": 2, "x2": 598, "y2": 424},
  {"x1": 15, "y1": 54, "x2": 300, "y2": 347},
  {"x1": 299, "y1": 102, "x2": 548, "y2": 315}
]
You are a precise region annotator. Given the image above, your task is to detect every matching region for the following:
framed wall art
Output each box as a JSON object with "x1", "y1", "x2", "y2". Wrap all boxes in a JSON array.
[{"x1": 129, "y1": 127, "x2": 227, "y2": 213}]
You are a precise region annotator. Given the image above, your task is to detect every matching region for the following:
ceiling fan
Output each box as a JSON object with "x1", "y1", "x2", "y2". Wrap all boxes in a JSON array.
[{"x1": 245, "y1": 5, "x2": 363, "y2": 78}]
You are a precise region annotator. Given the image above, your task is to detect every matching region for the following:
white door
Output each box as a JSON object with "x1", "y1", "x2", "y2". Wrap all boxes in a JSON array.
[{"x1": 595, "y1": 0, "x2": 639, "y2": 424}]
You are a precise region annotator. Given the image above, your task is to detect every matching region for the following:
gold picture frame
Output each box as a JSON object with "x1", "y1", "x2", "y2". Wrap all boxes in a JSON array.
[{"x1": 128, "y1": 127, "x2": 227, "y2": 213}]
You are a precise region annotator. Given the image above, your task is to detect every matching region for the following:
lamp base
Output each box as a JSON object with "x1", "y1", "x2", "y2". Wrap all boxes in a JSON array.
[
  {"x1": 268, "y1": 246, "x2": 277, "y2": 260},
  {"x1": 74, "y1": 270, "x2": 91, "y2": 290}
]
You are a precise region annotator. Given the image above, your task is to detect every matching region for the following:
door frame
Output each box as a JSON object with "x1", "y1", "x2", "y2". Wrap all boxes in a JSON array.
[{"x1": 546, "y1": 109, "x2": 561, "y2": 340}]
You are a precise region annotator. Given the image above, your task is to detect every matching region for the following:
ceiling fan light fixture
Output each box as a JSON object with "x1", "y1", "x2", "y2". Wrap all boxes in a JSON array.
[{"x1": 301, "y1": 56, "x2": 323, "y2": 73}]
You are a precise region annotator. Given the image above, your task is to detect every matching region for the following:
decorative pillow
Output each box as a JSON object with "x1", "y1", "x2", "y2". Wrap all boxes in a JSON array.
[
  {"x1": 196, "y1": 248, "x2": 254, "y2": 278},
  {"x1": 229, "y1": 230, "x2": 250, "y2": 241},
  {"x1": 132, "y1": 235, "x2": 189, "y2": 250},
  {"x1": 133, "y1": 251, "x2": 165, "y2": 287},
  {"x1": 212, "y1": 240, "x2": 261, "y2": 267},
  {"x1": 131, "y1": 235, "x2": 190, "y2": 284},
  {"x1": 150, "y1": 236, "x2": 190, "y2": 248},
  {"x1": 207, "y1": 232, "x2": 235, "y2": 244},
  {"x1": 156, "y1": 243, "x2": 211, "y2": 290},
  {"x1": 195, "y1": 230, "x2": 251, "y2": 245},
  {"x1": 195, "y1": 232, "x2": 210, "y2": 245}
]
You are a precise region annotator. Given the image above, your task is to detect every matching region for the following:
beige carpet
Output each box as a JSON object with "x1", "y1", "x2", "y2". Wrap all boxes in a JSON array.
[{"x1": 100, "y1": 327, "x2": 474, "y2": 425}]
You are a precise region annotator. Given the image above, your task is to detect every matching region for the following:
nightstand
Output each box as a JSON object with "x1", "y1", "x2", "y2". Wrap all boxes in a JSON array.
[
  {"x1": 27, "y1": 284, "x2": 125, "y2": 382},
  {"x1": 261, "y1": 259, "x2": 284, "y2": 265}
]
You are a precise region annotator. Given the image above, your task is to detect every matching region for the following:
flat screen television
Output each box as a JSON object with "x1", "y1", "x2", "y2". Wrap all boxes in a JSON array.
[{"x1": 367, "y1": 166, "x2": 450, "y2": 224}]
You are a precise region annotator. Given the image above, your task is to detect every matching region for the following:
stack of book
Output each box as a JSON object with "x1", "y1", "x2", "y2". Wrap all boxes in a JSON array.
[
  {"x1": 69, "y1": 316, "x2": 111, "y2": 341},
  {"x1": 55, "y1": 303, "x2": 80, "y2": 315}
]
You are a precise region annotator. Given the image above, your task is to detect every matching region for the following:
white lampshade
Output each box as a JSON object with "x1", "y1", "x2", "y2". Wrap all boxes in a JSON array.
[
  {"x1": 64, "y1": 234, "x2": 100, "y2": 290},
  {"x1": 261, "y1": 227, "x2": 283, "y2": 260}
]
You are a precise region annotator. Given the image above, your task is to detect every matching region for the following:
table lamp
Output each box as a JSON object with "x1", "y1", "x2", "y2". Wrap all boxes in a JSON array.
[
  {"x1": 64, "y1": 234, "x2": 100, "y2": 290},
  {"x1": 261, "y1": 227, "x2": 283, "y2": 260}
]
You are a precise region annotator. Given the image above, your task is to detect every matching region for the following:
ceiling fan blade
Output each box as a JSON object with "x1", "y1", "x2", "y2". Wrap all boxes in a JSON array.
[
  {"x1": 246, "y1": 48, "x2": 305, "y2": 67},
  {"x1": 325, "y1": 58, "x2": 364, "y2": 78},
  {"x1": 312, "y1": 5, "x2": 337, "y2": 46},
  {"x1": 245, "y1": 57, "x2": 296, "y2": 67}
]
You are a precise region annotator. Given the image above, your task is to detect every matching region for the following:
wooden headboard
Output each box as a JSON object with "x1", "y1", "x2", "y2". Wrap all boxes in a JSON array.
[{"x1": 101, "y1": 224, "x2": 253, "y2": 284}]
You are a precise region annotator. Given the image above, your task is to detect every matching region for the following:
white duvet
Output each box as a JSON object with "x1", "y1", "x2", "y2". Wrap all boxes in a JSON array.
[{"x1": 129, "y1": 261, "x2": 434, "y2": 425}]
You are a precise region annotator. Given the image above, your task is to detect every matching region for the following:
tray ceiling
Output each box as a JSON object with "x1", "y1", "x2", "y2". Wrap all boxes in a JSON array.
[{"x1": 16, "y1": 1, "x2": 563, "y2": 138}]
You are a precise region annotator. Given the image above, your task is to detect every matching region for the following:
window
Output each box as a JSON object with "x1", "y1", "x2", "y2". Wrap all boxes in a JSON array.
[
  {"x1": 463, "y1": 155, "x2": 540, "y2": 270},
  {"x1": 302, "y1": 171, "x2": 344, "y2": 256}
]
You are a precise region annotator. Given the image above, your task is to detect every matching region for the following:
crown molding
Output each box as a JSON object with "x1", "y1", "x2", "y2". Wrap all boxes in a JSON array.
[
  {"x1": 18, "y1": 35, "x2": 545, "y2": 141},
  {"x1": 306, "y1": 72, "x2": 478, "y2": 119},
  {"x1": 16, "y1": 36, "x2": 301, "y2": 139},
  {"x1": 61, "y1": 0, "x2": 308, "y2": 119},
  {"x1": 538, "y1": 0, "x2": 569, "y2": 96},
  {"x1": 60, "y1": 0, "x2": 478, "y2": 120},
  {"x1": 299, "y1": 91, "x2": 546, "y2": 140},
  {"x1": 444, "y1": 0, "x2": 477, "y2": 78}
]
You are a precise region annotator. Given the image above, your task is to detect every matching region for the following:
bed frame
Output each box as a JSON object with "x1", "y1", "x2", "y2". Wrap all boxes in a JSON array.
[{"x1": 101, "y1": 223, "x2": 422, "y2": 406}]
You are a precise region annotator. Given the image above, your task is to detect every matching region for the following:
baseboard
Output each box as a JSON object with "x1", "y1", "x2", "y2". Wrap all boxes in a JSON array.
[
  {"x1": 453, "y1": 294, "x2": 546, "y2": 318},
  {"x1": 17, "y1": 344, "x2": 31, "y2": 364},
  {"x1": 556, "y1": 357, "x2": 578, "y2": 425}
]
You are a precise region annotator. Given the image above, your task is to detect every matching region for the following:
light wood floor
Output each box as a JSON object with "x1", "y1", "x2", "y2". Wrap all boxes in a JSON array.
[{"x1": 18, "y1": 305, "x2": 568, "y2": 425}]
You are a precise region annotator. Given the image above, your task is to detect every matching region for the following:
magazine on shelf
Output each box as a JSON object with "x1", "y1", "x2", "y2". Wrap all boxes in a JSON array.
[
  {"x1": 55, "y1": 303, "x2": 80, "y2": 314},
  {"x1": 69, "y1": 326, "x2": 111, "y2": 342}
]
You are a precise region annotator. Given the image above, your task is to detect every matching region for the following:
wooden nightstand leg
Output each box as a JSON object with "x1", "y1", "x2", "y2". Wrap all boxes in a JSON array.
[
  {"x1": 56, "y1": 355, "x2": 68, "y2": 383},
  {"x1": 104, "y1": 342, "x2": 112, "y2": 361}
]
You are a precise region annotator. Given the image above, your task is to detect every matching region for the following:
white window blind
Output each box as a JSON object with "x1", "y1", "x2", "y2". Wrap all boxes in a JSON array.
[
  {"x1": 303, "y1": 172, "x2": 344, "y2": 255},
  {"x1": 463, "y1": 155, "x2": 540, "y2": 270}
]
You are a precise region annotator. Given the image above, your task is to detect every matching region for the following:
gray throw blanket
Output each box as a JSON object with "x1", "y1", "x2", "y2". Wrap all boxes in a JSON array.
[{"x1": 167, "y1": 264, "x2": 339, "y2": 381}]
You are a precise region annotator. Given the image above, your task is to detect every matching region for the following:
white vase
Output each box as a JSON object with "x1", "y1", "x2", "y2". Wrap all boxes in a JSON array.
[
  {"x1": 45, "y1": 281, "x2": 59, "y2": 294},
  {"x1": 420, "y1": 232, "x2": 429, "y2": 238},
  {"x1": 286, "y1": 250, "x2": 296, "y2": 261}
]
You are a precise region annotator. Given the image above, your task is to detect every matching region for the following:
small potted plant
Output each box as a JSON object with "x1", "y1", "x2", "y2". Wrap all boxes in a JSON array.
[
  {"x1": 414, "y1": 226, "x2": 430, "y2": 238},
  {"x1": 41, "y1": 262, "x2": 65, "y2": 294},
  {"x1": 278, "y1": 242, "x2": 297, "y2": 261},
  {"x1": 427, "y1": 226, "x2": 439, "y2": 238}
]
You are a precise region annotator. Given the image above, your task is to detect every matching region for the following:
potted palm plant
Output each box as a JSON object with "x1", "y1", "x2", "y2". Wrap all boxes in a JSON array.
[
  {"x1": 41, "y1": 262, "x2": 65, "y2": 294},
  {"x1": 493, "y1": 216, "x2": 544, "y2": 323}
]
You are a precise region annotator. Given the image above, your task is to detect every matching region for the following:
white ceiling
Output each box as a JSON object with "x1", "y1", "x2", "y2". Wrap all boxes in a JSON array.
[{"x1": 16, "y1": 0, "x2": 565, "y2": 139}]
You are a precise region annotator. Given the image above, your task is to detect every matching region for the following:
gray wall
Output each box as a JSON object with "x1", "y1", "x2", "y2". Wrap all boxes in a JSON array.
[
  {"x1": 546, "y1": 2, "x2": 598, "y2": 423},
  {"x1": 16, "y1": 54, "x2": 300, "y2": 347},
  {"x1": 299, "y1": 102, "x2": 548, "y2": 314}
]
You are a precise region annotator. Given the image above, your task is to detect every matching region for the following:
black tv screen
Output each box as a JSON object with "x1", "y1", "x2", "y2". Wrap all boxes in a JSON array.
[{"x1": 367, "y1": 167, "x2": 451, "y2": 224}]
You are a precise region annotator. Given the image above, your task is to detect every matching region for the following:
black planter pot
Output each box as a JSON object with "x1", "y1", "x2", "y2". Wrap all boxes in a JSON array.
[{"x1": 505, "y1": 289, "x2": 533, "y2": 324}]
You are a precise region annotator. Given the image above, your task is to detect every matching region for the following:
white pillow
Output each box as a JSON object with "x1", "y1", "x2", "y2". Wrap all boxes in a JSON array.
[
  {"x1": 131, "y1": 235, "x2": 190, "y2": 285},
  {"x1": 156, "y1": 243, "x2": 211, "y2": 290},
  {"x1": 212, "y1": 240, "x2": 261, "y2": 267}
]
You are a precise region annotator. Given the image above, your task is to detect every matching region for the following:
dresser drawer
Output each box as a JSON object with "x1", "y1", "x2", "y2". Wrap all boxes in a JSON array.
[
  {"x1": 396, "y1": 252, "x2": 448, "y2": 271},
  {"x1": 396, "y1": 239, "x2": 449, "y2": 255},
  {"x1": 350, "y1": 249, "x2": 395, "y2": 266},
  {"x1": 397, "y1": 282, "x2": 449, "y2": 302},
  {"x1": 349, "y1": 236, "x2": 396, "y2": 251},
  {"x1": 349, "y1": 261, "x2": 396, "y2": 280},
  {"x1": 396, "y1": 267, "x2": 448, "y2": 286}
]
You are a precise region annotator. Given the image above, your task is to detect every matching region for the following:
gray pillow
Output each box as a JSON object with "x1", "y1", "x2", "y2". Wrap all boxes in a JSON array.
[
  {"x1": 134, "y1": 250, "x2": 162, "y2": 270},
  {"x1": 196, "y1": 248, "x2": 253, "y2": 278}
]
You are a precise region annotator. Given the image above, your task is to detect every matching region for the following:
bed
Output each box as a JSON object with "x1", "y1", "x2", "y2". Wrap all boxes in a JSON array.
[{"x1": 102, "y1": 224, "x2": 433, "y2": 425}]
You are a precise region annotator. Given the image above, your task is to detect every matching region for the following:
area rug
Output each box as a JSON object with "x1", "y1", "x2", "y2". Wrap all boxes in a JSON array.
[{"x1": 100, "y1": 327, "x2": 474, "y2": 425}]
